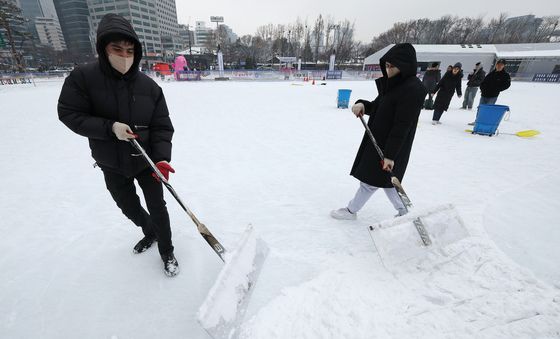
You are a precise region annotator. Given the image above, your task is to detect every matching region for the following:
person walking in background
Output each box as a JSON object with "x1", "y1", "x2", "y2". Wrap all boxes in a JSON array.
[
  {"x1": 461, "y1": 62, "x2": 485, "y2": 110},
  {"x1": 330, "y1": 43, "x2": 426, "y2": 220},
  {"x1": 421, "y1": 62, "x2": 441, "y2": 110},
  {"x1": 431, "y1": 62, "x2": 463, "y2": 125},
  {"x1": 468, "y1": 59, "x2": 511, "y2": 125},
  {"x1": 57, "y1": 14, "x2": 179, "y2": 277}
]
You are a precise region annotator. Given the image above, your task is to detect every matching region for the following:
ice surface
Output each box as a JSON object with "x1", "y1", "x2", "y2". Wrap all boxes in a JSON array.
[{"x1": 1, "y1": 78, "x2": 559, "y2": 338}]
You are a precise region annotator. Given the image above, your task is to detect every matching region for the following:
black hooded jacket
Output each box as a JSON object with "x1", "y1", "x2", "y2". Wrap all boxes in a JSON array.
[
  {"x1": 58, "y1": 14, "x2": 174, "y2": 177},
  {"x1": 350, "y1": 43, "x2": 426, "y2": 188}
]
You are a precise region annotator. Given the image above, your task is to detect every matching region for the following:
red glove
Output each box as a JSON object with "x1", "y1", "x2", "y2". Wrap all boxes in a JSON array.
[{"x1": 152, "y1": 161, "x2": 175, "y2": 182}]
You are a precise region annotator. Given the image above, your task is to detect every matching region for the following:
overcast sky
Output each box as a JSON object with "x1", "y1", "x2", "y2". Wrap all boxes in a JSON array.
[{"x1": 175, "y1": 0, "x2": 560, "y2": 42}]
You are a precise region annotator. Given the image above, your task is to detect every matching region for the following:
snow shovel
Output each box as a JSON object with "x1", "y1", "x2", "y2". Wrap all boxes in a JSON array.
[
  {"x1": 465, "y1": 129, "x2": 540, "y2": 138},
  {"x1": 358, "y1": 116, "x2": 469, "y2": 267},
  {"x1": 129, "y1": 139, "x2": 269, "y2": 338}
]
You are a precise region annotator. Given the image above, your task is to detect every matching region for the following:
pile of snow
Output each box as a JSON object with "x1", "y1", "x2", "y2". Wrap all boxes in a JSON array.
[{"x1": 1, "y1": 78, "x2": 559, "y2": 338}]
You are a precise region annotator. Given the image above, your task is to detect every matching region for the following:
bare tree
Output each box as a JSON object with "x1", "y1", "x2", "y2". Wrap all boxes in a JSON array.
[
  {"x1": 0, "y1": 0, "x2": 27, "y2": 71},
  {"x1": 255, "y1": 23, "x2": 275, "y2": 41},
  {"x1": 486, "y1": 13, "x2": 509, "y2": 43},
  {"x1": 333, "y1": 20, "x2": 355, "y2": 62},
  {"x1": 312, "y1": 15, "x2": 324, "y2": 62},
  {"x1": 534, "y1": 16, "x2": 560, "y2": 42},
  {"x1": 323, "y1": 15, "x2": 336, "y2": 55}
]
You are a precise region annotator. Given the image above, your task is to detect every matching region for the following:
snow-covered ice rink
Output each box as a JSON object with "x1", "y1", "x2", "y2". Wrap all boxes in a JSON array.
[{"x1": 1, "y1": 77, "x2": 559, "y2": 338}]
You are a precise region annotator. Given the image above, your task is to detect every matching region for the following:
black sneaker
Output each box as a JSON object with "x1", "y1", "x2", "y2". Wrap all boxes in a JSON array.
[
  {"x1": 133, "y1": 236, "x2": 156, "y2": 254},
  {"x1": 162, "y1": 253, "x2": 180, "y2": 277}
]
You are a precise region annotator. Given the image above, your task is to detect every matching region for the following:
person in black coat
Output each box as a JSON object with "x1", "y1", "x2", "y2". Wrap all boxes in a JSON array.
[
  {"x1": 461, "y1": 62, "x2": 485, "y2": 109},
  {"x1": 468, "y1": 59, "x2": 511, "y2": 125},
  {"x1": 58, "y1": 14, "x2": 179, "y2": 277},
  {"x1": 479, "y1": 59, "x2": 511, "y2": 105},
  {"x1": 421, "y1": 62, "x2": 441, "y2": 109},
  {"x1": 431, "y1": 62, "x2": 463, "y2": 124},
  {"x1": 331, "y1": 43, "x2": 426, "y2": 220}
]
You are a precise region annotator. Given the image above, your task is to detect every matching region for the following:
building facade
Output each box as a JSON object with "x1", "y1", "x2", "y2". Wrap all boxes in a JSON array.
[
  {"x1": 19, "y1": 0, "x2": 66, "y2": 51},
  {"x1": 218, "y1": 24, "x2": 237, "y2": 44},
  {"x1": 178, "y1": 24, "x2": 194, "y2": 50},
  {"x1": 87, "y1": 0, "x2": 161, "y2": 54},
  {"x1": 53, "y1": 0, "x2": 94, "y2": 60},
  {"x1": 194, "y1": 21, "x2": 213, "y2": 47},
  {"x1": 86, "y1": 0, "x2": 181, "y2": 56},
  {"x1": 35, "y1": 16, "x2": 66, "y2": 51}
]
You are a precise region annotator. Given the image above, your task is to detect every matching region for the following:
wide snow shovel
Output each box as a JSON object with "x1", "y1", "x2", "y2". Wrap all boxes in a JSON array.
[
  {"x1": 369, "y1": 204, "x2": 469, "y2": 268},
  {"x1": 465, "y1": 129, "x2": 540, "y2": 138},
  {"x1": 129, "y1": 139, "x2": 269, "y2": 338},
  {"x1": 198, "y1": 225, "x2": 268, "y2": 338},
  {"x1": 358, "y1": 116, "x2": 469, "y2": 267}
]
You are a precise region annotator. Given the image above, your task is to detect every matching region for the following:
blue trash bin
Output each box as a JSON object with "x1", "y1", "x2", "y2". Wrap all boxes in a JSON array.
[
  {"x1": 473, "y1": 104, "x2": 510, "y2": 136},
  {"x1": 337, "y1": 89, "x2": 352, "y2": 108}
]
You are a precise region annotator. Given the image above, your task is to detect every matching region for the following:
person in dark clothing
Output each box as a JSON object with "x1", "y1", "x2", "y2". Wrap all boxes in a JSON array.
[
  {"x1": 479, "y1": 59, "x2": 511, "y2": 105},
  {"x1": 431, "y1": 62, "x2": 463, "y2": 124},
  {"x1": 469, "y1": 59, "x2": 511, "y2": 125},
  {"x1": 461, "y1": 62, "x2": 485, "y2": 110},
  {"x1": 421, "y1": 62, "x2": 441, "y2": 110},
  {"x1": 331, "y1": 43, "x2": 426, "y2": 220},
  {"x1": 57, "y1": 14, "x2": 179, "y2": 277}
]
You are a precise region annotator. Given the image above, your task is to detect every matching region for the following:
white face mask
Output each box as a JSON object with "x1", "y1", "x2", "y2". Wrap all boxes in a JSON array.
[{"x1": 108, "y1": 53, "x2": 134, "y2": 74}]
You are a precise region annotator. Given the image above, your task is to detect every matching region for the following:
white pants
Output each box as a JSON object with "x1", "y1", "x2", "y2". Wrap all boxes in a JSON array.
[{"x1": 347, "y1": 181, "x2": 405, "y2": 214}]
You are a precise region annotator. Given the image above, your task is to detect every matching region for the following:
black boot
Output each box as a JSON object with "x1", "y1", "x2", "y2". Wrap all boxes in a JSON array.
[
  {"x1": 133, "y1": 236, "x2": 156, "y2": 254},
  {"x1": 162, "y1": 252, "x2": 180, "y2": 277}
]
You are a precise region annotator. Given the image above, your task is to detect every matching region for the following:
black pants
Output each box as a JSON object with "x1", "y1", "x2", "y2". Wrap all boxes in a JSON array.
[
  {"x1": 432, "y1": 109, "x2": 444, "y2": 121},
  {"x1": 103, "y1": 168, "x2": 173, "y2": 256}
]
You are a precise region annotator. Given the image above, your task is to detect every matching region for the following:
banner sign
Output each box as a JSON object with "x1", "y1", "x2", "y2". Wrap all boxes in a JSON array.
[{"x1": 532, "y1": 73, "x2": 560, "y2": 83}]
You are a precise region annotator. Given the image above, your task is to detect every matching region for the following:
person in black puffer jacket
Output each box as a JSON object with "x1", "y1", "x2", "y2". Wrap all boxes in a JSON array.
[
  {"x1": 467, "y1": 59, "x2": 511, "y2": 125},
  {"x1": 431, "y1": 62, "x2": 463, "y2": 124},
  {"x1": 330, "y1": 43, "x2": 426, "y2": 220},
  {"x1": 58, "y1": 14, "x2": 179, "y2": 277},
  {"x1": 479, "y1": 59, "x2": 511, "y2": 105}
]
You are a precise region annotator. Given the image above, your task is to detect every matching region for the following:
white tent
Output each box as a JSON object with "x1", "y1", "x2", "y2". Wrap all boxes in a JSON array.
[{"x1": 364, "y1": 43, "x2": 560, "y2": 75}]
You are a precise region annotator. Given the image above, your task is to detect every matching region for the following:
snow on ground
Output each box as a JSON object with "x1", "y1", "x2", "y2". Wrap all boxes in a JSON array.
[{"x1": 1, "y1": 77, "x2": 559, "y2": 339}]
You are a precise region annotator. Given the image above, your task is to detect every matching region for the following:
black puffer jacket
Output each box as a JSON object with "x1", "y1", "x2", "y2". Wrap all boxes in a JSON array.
[
  {"x1": 480, "y1": 69, "x2": 511, "y2": 98},
  {"x1": 58, "y1": 14, "x2": 174, "y2": 177},
  {"x1": 350, "y1": 43, "x2": 426, "y2": 188},
  {"x1": 466, "y1": 67, "x2": 486, "y2": 87},
  {"x1": 433, "y1": 71, "x2": 462, "y2": 112}
]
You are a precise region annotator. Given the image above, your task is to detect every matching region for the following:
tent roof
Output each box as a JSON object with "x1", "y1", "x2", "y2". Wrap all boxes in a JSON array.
[{"x1": 364, "y1": 43, "x2": 560, "y2": 65}]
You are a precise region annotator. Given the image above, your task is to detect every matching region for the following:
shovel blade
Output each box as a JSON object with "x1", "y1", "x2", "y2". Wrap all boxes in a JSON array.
[
  {"x1": 515, "y1": 130, "x2": 540, "y2": 137},
  {"x1": 198, "y1": 224, "x2": 269, "y2": 339},
  {"x1": 368, "y1": 204, "x2": 469, "y2": 268}
]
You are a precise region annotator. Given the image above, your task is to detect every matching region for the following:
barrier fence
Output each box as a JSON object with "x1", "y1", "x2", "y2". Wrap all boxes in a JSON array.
[{"x1": 1, "y1": 70, "x2": 559, "y2": 84}]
